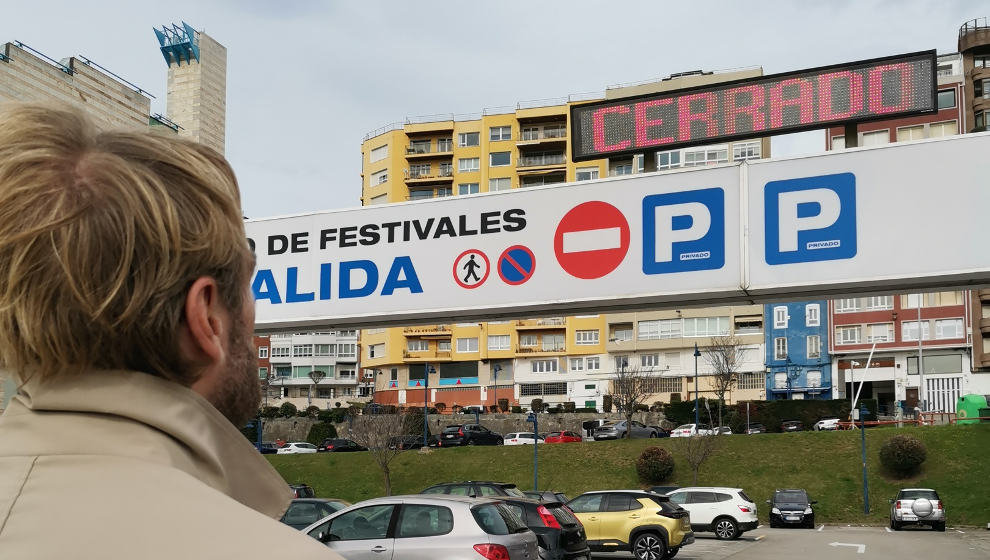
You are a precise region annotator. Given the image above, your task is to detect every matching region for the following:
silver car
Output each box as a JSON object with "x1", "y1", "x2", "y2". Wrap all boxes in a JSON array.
[
  {"x1": 889, "y1": 488, "x2": 946, "y2": 531},
  {"x1": 593, "y1": 420, "x2": 658, "y2": 440},
  {"x1": 303, "y1": 494, "x2": 539, "y2": 560}
]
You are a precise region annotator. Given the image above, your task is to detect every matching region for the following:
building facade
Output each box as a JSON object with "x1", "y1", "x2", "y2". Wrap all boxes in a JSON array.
[
  {"x1": 765, "y1": 301, "x2": 832, "y2": 400},
  {"x1": 254, "y1": 330, "x2": 364, "y2": 410}
]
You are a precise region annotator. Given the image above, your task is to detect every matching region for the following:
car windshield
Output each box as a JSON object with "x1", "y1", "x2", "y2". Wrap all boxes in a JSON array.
[
  {"x1": 675, "y1": 424, "x2": 694, "y2": 430},
  {"x1": 898, "y1": 490, "x2": 939, "y2": 500},
  {"x1": 776, "y1": 491, "x2": 807, "y2": 503},
  {"x1": 442, "y1": 426, "x2": 462, "y2": 433},
  {"x1": 472, "y1": 503, "x2": 526, "y2": 534},
  {"x1": 502, "y1": 486, "x2": 525, "y2": 497}
]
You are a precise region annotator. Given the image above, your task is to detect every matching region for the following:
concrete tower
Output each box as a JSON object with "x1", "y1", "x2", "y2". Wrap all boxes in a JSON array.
[{"x1": 154, "y1": 22, "x2": 227, "y2": 154}]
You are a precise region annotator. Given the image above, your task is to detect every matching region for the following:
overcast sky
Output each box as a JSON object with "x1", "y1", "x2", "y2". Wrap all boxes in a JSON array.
[{"x1": 3, "y1": 1, "x2": 984, "y2": 217}]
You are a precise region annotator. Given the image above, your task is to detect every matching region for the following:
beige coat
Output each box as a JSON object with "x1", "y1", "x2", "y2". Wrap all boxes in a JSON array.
[{"x1": 0, "y1": 369, "x2": 340, "y2": 559}]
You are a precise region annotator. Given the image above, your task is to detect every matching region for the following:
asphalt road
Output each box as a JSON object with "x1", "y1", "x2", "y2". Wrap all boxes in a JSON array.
[{"x1": 591, "y1": 524, "x2": 990, "y2": 560}]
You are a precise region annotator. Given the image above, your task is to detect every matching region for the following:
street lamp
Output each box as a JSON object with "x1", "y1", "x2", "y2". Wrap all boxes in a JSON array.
[
  {"x1": 526, "y1": 412, "x2": 539, "y2": 491},
  {"x1": 423, "y1": 363, "x2": 436, "y2": 447},
  {"x1": 854, "y1": 404, "x2": 870, "y2": 513},
  {"x1": 693, "y1": 343, "x2": 701, "y2": 426},
  {"x1": 493, "y1": 364, "x2": 503, "y2": 412}
]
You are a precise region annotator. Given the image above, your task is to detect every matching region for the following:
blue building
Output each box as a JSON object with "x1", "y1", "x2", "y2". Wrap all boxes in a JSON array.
[{"x1": 764, "y1": 301, "x2": 833, "y2": 400}]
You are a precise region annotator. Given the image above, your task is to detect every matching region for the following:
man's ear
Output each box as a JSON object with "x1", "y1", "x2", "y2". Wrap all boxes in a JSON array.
[{"x1": 183, "y1": 276, "x2": 227, "y2": 365}]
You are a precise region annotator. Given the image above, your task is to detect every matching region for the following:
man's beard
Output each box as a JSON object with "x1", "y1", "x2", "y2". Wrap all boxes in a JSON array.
[{"x1": 208, "y1": 316, "x2": 261, "y2": 427}]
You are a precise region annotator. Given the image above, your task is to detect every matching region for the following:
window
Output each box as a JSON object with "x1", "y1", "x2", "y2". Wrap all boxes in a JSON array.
[
  {"x1": 865, "y1": 296, "x2": 892, "y2": 310},
  {"x1": 683, "y1": 146, "x2": 728, "y2": 166},
  {"x1": 271, "y1": 346, "x2": 291, "y2": 358},
  {"x1": 773, "y1": 306, "x2": 788, "y2": 329},
  {"x1": 368, "y1": 194, "x2": 387, "y2": 205},
  {"x1": 519, "y1": 334, "x2": 537, "y2": 347},
  {"x1": 570, "y1": 358, "x2": 584, "y2": 371},
  {"x1": 976, "y1": 78, "x2": 990, "y2": 99},
  {"x1": 409, "y1": 189, "x2": 433, "y2": 200},
  {"x1": 458, "y1": 183, "x2": 479, "y2": 195},
  {"x1": 293, "y1": 344, "x2": 313, "y2": 357},
  {"x1": 929, "y1": 120, "x2": 957, "y2": 138},
  {"x1": 586, "y1": 357, "x2": 600, "y2": 370},
  {"x1": 370, "y1": 169, "x2": 388, "y2": 185},
  {"x1": 682, "y1": 316, "x2": 729, "y2": 337},
  {"x1": 488, "y1": 335, "x2": 510, "y2": 350},
  {"x1": 437, "y1": 138, "x2": 452, "y2": 152},
  {"x1": 575, "y1": 330, "x2": 599, "y2": 345},
  {"x1": 977, "y1": 110, "x2": 986, "y2": 130},
  {"x1": 368, "y1": 343, "x2": 384, "y2": 358},
  {"x1": 807, "y1": 335, "x2": 821, "y2": 359},
  {"x1": 611, "y1": 327, "x2": 633, "y2": 342},
  {"x1": 658, "y1": 377, "x2": 681, "y2": 393},
  {"x1": 641, "y1": 353, "x2": 660, "y2": 368},
  {"x1": 258, "y1": 367, "x2": 268, "y2": 379},
  {"x1": 835, "y1": 298, "x2": 860, "y2": 312},
  {"x1": 774, "y1": 337, "x2": 787, "y2": 360},
  {"x1": 831, "y1": 135, "x2": 845, "y2": 150},
  {"x1": 531, "y1": 359, "x2": 558, "y2": 373},
  {"x1": 408, "y1": 340, "x2": 429, "y2": 352},
  {"x1": 612, "y1": 162, "x2": 633, "y2": 176},
  {"x1": 901, "y1": 321, "x2": 931, "y2": 341},
  {"x1": 458, "y1": 158, "x2": 480, "y2": 172},
  {"x1": 409, "y1": 163, "x2": 431, "y2": 178},
  {"x1": 337, "y1": 343, "x2": 356, "y2": 357},
  {"x1": 409, "y1": 139, "x2": 430, "y2": 154},
  {"x1": 861, "y1": 130, "x2": 889, "y2": 146},
  {"x1": 806, "y1": 370, "x2": 822, "y2": 388},
  {"x1": 438, "y1": 340, "x2": 451, "y2": 351},
  {"x1": 935, "y1": 318, "x2": 963, "y2": 339},
  {"x1": 907, "y1": 354, "x2": 963, "y2": 374},
  {"x1": 614, "y1": 355, "x2": 629, "y2": 370},
  {"x1": 657, "y1": 150, "x2": 681, "y2": 170},
  {"x1": 805, "y1": 304, "x2": 820, "y2": 327},
  {"x1": 896, "y1": 125, "x2": 925, "y2": 142},
  {"x1": 738, "y1": 372, "x2": 763, "y2": 389},
  {"x1": 436, "y1": 186, "x2": 452, "y2": 198},
  {"x1": 258, "y1": 346, "x2": 269, "y2": 359},
  {"x1": 836, "y1": 325, "x2": 862, "y2": 345},
  {"x1": 732, "y1": 141, "x2": 761, "y2": 161},
  {"x1": 438, "y1": 162, "x2": 453, "y2": 176},
  {"x1": 396, "y1": 504, "x2": 454, "y2": 538},
  {"x1": 292, "y1": 365, "x2": 314, "y2": 378},
  {"x1": 325, "y1": 505, "x2": 395, "y2": 541},
  {"x1": 665, "y1": 352, "x2": 680, "y2": 369},
  {"x1": 369, "y1": 145, "x2": 388, "y2": 163},
  {"x1": 542, "y1": 333, "x2": 564, "y2": 351},
  {"x1": 315, "y1": 344, "x2": 333, "y2": 356},
  {"x1": 568, "y1": 494, "x2": 603, "y2": 513},
  {"x1": 773, "y1": 372, "x2": 787, "y2": 389},
  {"x1": 976, "y1": 55, "x2": 990, "y2": 69},
  {"x1": 489, "y1": 126, "x2": 511, "y2": 141},
  {"x1": 575, "y1": 167, "x2": 599, "y2": 181},
  {"x1": 489, "y1": 177, "x2": 511, "y2": 191},
  {"x1": 638, "y1": 319, "x2": 681, "y2": 340},
  {"x1": 489, "y1": 152, "x2": 510, "y2": 167},
  {"x1": 867, "y1": 323, "x2": 894, "y2": 343},
  {"x1": 456, "y1": 337, "x2": 478, "y2": 352},
  {"x1": 458, "y1": 132, "x2": 479, "y2": 147}
]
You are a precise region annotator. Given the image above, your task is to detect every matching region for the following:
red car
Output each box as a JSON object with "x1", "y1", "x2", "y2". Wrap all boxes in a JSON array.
[{"x1": 543, "y1": 431, "x2": 583, "y2": 443}]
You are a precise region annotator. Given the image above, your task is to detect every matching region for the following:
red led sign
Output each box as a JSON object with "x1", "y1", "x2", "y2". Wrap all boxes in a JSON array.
[{"x1": 571, "y1": 51, "x2": 936, "y2": 161}]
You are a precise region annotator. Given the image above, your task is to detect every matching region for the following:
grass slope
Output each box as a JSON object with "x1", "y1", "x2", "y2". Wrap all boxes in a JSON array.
[{"x1": 268, "y1": 423, "x2": 990, "y2": 525}]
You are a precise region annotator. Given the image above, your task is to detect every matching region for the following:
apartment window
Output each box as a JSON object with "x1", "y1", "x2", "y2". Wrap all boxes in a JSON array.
[
  {"x1": 293, "y1": 344, "x2": 313, "y2": 357},
  {"x1": 409, "y1": 189, "x2": 433, "y2": 201},
  {"x1": 436, "y1": 186, "x2": 452, "y2": 197},
  {"x1": 368, "y1": 194, "x2": 387, "y2": 205},
  {"x1": 258, "y1": 346, "x2": 269, "y2": 359},
  {"x1": 862, "y1": 130, "x2": 889, "y2": 146},
  {"x1": 490, "y1": 152, "x2": 511, "y2": 167},
  {"x1": 865, "y1": 296, "x2": 893, "y2": 310},
  {"x1": 976, "y1": 78, "x2": 990, "y2": 99},
  {"x1": 658, "y1": 377, "x2": 681, "y2": 393},
  {"x1": 836, "y1": 325, "x2": 862, "y2": 345},
  {"x1": 587, "y1": 357, "x2": 600, "y2": 370},
  {"x1": 737, "y1": 372, "x2": 763, "y2": 389},
  {"x1": 807, "y1": 335, "x2": 821, "y2": 359},
  {"x1": 896, "y1": 125, "x2": 924, "y2": 142},
  {"x1": 489, "y1": 126, "x2": 511, "y2": 141},
  {"x1": 292, "y1": 365, "x2": 315, "y2": 378},
  {"x1": 575, "y1": 330, "x2": 599, "y2": 345},
  {"x1": 489, "y1": 177, "x2": 511, "y2": 191},
  {"x1": 368, "y1": 343, "x2": 384, "y2": 358},
  {"x1": 407, "y1": 340, "x2": 429, "y2": 352},
  {"x1": 612, "y1": 162, "x2": 633, "y2": 175},
  {"x1": 542, "y1": 334, "x2": 564, "y2": 351},
  {"x1": 458, "y1": 158, "x2": 480, "y2": 172},
  {"x1": 774, "y1": 337, "x2": 787, "y2": 360},
  {"x1": 831, "y1": 135, "x2": 845, "y2": 150},
  {"x1": 657, "y1": 150, "x2": 681, "y2": 170},
  {"x1": 575, "y1": 167, "x2": 599, "y2": 181},
  {"x1": 835, "y1": 298, "x2": 860, "y2": 313},
  {"x1": 805, "y1": 304, "x2": 820, "y2": 327},
  {"x1": 611, "y1": 327, "x2": 633, "y2": 342},
  {"x1": 641, "y1": 353, "x2": 660, "y2": 368},
  {"x1": 732, "y1": 141, "x2": 761, "y2": 161},
  {"x1": 570, "y1": 358, "x2": 584, "y2": 371},
  {"x1": 258, "y1": 367, "x2": 268, "y2": 379},
  {"x1": 531, "y1": 359, "x2": 558, "y2": 373},
  {"x1": 614, "y1": 355, "x2": 630, "y2": 370},
  {"x1": 409, "y1": 163, "x2": 430, "y2": 178},
  {"x1": 683, "y1": 147, "x2": 728, "y2": 166},
  {"x1": 907, "y1": 354, "x2": 963, "y2": 375},
  {"x1": 682, "y1": 316, "x2": 729, "y2": 337},
  {"x1": 488, "y1": 335, "x2": 510, "y2": 351},
  {"x1": 439, "y1": 162, "x2": 453, "y2": 176},
  {"x1": 315, "y1": 344, "x2": 333, "y2": 357},
  {"x1": 935, "y1": 318, "x2": 963, "y2": 339},
  {"x1": 437, "y1": 138, "x2": 452, "y2": 152},
  {"x1": 456, "y1": 337, "x2": 479, "y2": 352},
  {"x1": 665, "y1": 352, "x2": 680, "y2": 369},
  {"x1": 806, "y1": 370, "x2": 822, "y2": 388},
  {"x1": 773, "y1": 306, "x2": 788, "y2": 329},
  {"x1": 929, "y1": 120, "x2": 957, "y2": 138},
  {"x1": 638, "y1": 319, "x2": 681, "y2": 340},
  {"x1": 976, "y1": 55, "x2": 990, "y2": 69},
  {"x1": 773, "y1": 372, "x2": 787, "y2": 389},
  {"x1": 338, "y1": 343, "x2": 356, "y2": 357},
  {"x1": 409, "y1": 139, "x2": 430, "y2": 154},
  {"x1": 520, "y1": 334, "x2": 538, "y2": 347},
  {"x1": 458, "y1": 183, "x2": 480, "y2": 195},
  {"x1": 369, "y1": 144, "x2": 388, "y2": 162},
  {"x1": 271, "y1": 346, "x2": 291, "y2": 358},
  {"x1": 438, "y1": 340, "x2": 451, "y2": 351},
  {"x1": 370, "y1": 169, "x2": 388, "y2": 185},
  {"x1": 867, "y1": 323, "x2": 894, "y2": 343},
  {"x1": 458, "y1": 132, "x2": 480, "y2": 147},
  {"x1": 977, "y1": 111, "x2": 986, "y2": 130},
  {"x1": 937, "y1": 89, "x2": 957, "y2": 109}
]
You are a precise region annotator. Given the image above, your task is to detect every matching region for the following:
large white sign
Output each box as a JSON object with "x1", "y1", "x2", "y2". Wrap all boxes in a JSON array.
[{"x1": 247, "y1": 133, "x2": 990, "y2": 330}]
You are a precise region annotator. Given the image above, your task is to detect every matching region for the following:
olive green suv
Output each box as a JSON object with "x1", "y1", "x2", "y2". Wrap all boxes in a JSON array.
[{"x1": 567, "y1": 490, "x2": 693, "y2": 560}]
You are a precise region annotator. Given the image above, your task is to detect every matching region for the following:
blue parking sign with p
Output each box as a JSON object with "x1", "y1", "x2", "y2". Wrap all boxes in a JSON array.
[
  {"x1": 764, "y1": 173, "x2": 857, "y2": 265},
  {"x1": 642, "y1": 187, "x2": 725, "y2": 275}
]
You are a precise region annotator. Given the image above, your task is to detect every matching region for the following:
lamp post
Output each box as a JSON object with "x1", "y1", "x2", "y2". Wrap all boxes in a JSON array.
[
  {"x1": 526, "y1": 412, "x2": 539, "y2": 491},
  {"x1": 693, "y1": 343, "x2": 701, "y2": 426},
  {"x1": 858, "y1": 404, "x2": 870, "y2": 514},
  {"x1": 423, "y1": 363, "x2": 435, "y2": 448},
  {"x1": 493, "y1": 364, "x2": 503, "y2": 412}
]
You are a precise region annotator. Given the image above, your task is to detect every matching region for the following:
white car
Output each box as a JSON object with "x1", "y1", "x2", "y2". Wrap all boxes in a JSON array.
[
  {"x1": 666, "y1": 487, "x2": 759, "y2": 540},
  {"x1": 670, "y1": 423, "x2": 716, "y2": 437},
  {"x1": 277, "y1": 442, "x2": 318, "y2": 454},
  {"x1": 503, "y1": 432, "x2": 544, "y2": 445},
  {"x1": 813, "y1": 418, "x2": 841, "y2": 431}
]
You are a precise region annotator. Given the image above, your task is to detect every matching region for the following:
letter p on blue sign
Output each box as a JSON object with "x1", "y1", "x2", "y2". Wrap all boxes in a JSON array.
[{"x1": 765, "y1": 172, "x2": 856, "y2": 265}]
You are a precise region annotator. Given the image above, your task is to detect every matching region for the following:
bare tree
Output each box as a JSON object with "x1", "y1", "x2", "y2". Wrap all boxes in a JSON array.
[
  {"x1": 609, "y1": 365, "x2": 657, "y2": 439},
  {"x1": 308, "y1": 370, "x2": 327, "y2": 407},
  {"x1": 348, "y1": 411, "x2": 409, "y2": 496},
  {"x1": 671, "y1": 404, "x2": 722, "y2": 484},
  {"x1": 703, "y1": 335, "x2": 747, "y2": 429}
]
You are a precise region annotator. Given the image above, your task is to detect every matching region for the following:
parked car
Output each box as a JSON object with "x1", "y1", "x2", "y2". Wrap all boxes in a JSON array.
[
  {"x1": 289, "y1": 483, "x2": 316, "y2": 499},
  {"x1": 648, "y1": 426, "x2": 671, "y2": 437},
  {"x1": 421, "y1": 481, "x2": 526, "y2": 498},
  {"x1": 388, "y1": 435, "x2": 427, "y2": 450},
  {"x1": 889, "y1": 488, "x2": 945, "y2": 531},
  {"x1": 669, "y1": 423, "x2": 715, "y2": 438},
  {"x1": 767, "y1": 489, "x2": 816, "y2": 528},
  {"x1": 303, "y1": 494, "x2": 539, "y2": 560},
  {"x1": 258, "y1": 442, "x2": 279, "y2": 454},
  {"x1": 813, "y1": 418, "x2": 841, "y2": 431},
  {"x1": 318, "y1": 438, "x2": 367, "y2": 452},
  {"x1": 504, "y1": 432, "x2": 544, "y2": 445},
  {"x1": 439, "y1": 424, "x2": 504, "y2": 446},
  {"x1": 716, "y1": 426, "x2": 733, "y2": 435},
  {"x1": 744, "y1": 423, "x2": 766, "y2": 435},
  {"x1": 543, "y1": 431, "x2": 583, "y2": 443},
  {"x1": 666, "y1": 487, "x2": 758, "y2": 540},
  {"x1": 280, "y1": 498, "x2": 351, "y2": 530},
  {"x1": 593, "y1": 420, "x2": 659, "y2": 440},
  {"x1": 568, "y1": 490, "x2": 693, "y2": 559},
  {"x1": 277, "y1": 442, "x2": 318, "y2": 454},
  {"x1": 499, "y1": 496, "x2": 590, "y2": 560},
  {"x1": 524, "y1": 491, "x2": 570, "y2": 504},
  {"x1": 780, "y1": 420, "x2": 804, "y2": 432},
  {"x1": 649, "y1": 486, "x2": 680, "y2": 496}
]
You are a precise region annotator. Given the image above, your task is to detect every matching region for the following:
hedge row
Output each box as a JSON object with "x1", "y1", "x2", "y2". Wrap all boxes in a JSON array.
[{"x1": 662, "y1": 398, "x2": 877, "y2": 433}]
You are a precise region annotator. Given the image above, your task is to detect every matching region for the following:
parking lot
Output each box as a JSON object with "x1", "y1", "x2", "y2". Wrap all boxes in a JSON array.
[{"x1": 590, "y1": 525, "x2": 990, "y2": 560}]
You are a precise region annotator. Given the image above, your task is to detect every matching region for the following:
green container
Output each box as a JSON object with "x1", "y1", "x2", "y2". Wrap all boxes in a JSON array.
[
  {"x1": 956, "y1": 394, "x2": 989, "y2": 425},
  {"x1": 980, "y1": 407, "x2": 990, "y2": 424}
]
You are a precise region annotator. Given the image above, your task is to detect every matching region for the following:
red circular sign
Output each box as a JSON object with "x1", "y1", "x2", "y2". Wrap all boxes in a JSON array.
[
  {"x1": 452, "y1": 249, "x2": 489, "y2": 289},
  {"x1": 553, "y1": 201, "x2": 630, "y2": 279}
]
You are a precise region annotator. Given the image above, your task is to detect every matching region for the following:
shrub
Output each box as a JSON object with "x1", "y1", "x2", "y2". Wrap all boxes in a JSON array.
[
  {"x1": 304, "y1": 405, "x2": 321, "y2": 419},
  {"x1": 575, "y1": 407, "x2": 597, "y2": 413},
  {"x1": 451, "y1": 404, "x2": 462, "y2": 414},
  {"x1": 879, "y1": 434, "x2": 927, "y2": 477},
  {"x1": 498, "y1": 398, "x2": 510, "y2": 413},
  {"x1": 403, "y1": 407, "x2": 426, "y2": 435},
  {"x1": 649, "y1": 402, "x2": 664, "y2": 413},
  {"x1": 602, "y1": 394, "x2": 613, "y2": 413},
  {"x1": 531, "y1": 399, "x2": 544, "y2": 413},
  {"x1": 563, "y1": 402, "x2": 576, "y2": 413},
  {"x1": 434, "y1": 402, "x2": 447, "y2": 414},
  {"x1": 278, "y1": 402, "x2": 298, "y2": 418},
  {"x1": 260, "y1": 406, "x2": 280, "y2": 419},
  {"x1": 306, "y1": 422, "x2": 338, "y2": 445},
  {"x1": 634, "y1": 403, "x2": 650, "y2": 412},
  {"x1": 511, "y1": 406, "x2": 523, "y2": 413},
  {"x1": 636, "y1": 446, "x2": 675, "y2": 484}
]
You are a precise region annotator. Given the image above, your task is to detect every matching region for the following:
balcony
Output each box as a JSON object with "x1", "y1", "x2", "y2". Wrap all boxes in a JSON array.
[
  {"x1": 516, "y1": 318, "x2": 566, "y2": 330},
  {"x1": 980, "y1": 289, "x2": 990, "y2": 304},
  {"x1": 959, "y1": 17, "x2": 990, "y2": 53},
  {"x1": 402, "y1": 349, "x2": 453, "y2": 361},
  {"x1": 516, "y1": 128, "x2": 567, "y2": 146},
  {"x1": 403, "y1": 325, "x2": 452, "y2": 338},
  {"x1": 405, "y1": 168, "x2": 454, "y2": 183},
  {"x1": 517, "y1": 153, "x2": 566, "y2": 168},
  {"x1": 406, "y1": 145, "x2": 454, "y2": 160},
  {"x1": 981, "y1": 317, "x2": 990, "y2": 335},
  {"x1": 517, "y1": 345, "x2": 567, "y2": 354}
]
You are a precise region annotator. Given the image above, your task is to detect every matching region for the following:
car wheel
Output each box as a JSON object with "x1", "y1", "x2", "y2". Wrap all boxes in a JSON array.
[
  {"x1": 713, "y1": 517, "x2": 739, "y2": 540},
  {"x1": 632, "y1": 531, "x2": 667, "y2": 560},
  {"x1": 496, "y1": 439, "x2": 503, "y2": 446},
  {"x1": 934, "y1": 522, "x2": 946, "y2": 532},
  {"x1": 805, "y1": 515, "x2": 815, "y2": 529},
  {"x1": 467, "y1": 440, "x2": 475, "y2": 446},
  {"x1": 892, "y1": 520, "x2": 902, "y2": 531},
  {"x1": 667, "y1": 547, "x2": 679, "y2": 558},
  {"x1": 769, "y1": 518, "x2": 779, "y2": 529}
]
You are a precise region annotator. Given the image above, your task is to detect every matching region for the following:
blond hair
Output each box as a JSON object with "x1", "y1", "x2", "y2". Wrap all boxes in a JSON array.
[{"x1": 0, "y1": 104, "x2": 252, "y2": 385}]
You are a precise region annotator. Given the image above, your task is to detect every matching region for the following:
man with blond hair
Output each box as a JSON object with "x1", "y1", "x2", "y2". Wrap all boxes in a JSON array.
[{"x1": 0, "y1": 105, "x2": 339, "y2": 558}]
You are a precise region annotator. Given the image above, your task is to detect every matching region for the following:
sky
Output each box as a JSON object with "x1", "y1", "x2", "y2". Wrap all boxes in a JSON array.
[{"x1": 2, "y1": 0, "x2": 985, "y2": 218}]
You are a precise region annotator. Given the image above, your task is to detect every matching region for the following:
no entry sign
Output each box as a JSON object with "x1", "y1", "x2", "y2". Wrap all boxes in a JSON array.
[{"x1": 553, "y1": 201, "x2": 631, "y2": 279}]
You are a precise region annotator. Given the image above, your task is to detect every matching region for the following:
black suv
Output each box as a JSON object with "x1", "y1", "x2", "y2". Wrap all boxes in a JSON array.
[
  {"x1": 289, "y1": 483, "x2": 315, "y2": 499},
  {"x1": 317, "y1": 438, "x2": 366, "y2": 452},
  {"x1": 499, "y1": 496, "x2": 590, "y2": 560},
  {"x1": 767, "y1": 488, "x2": 816, "y2": 528},
  {"x1": 421, "y1": 481, "x2": 526, "y2": 498},
  {"x1": 438, "y1": 424, "x2": 503, "y2": 446}
]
